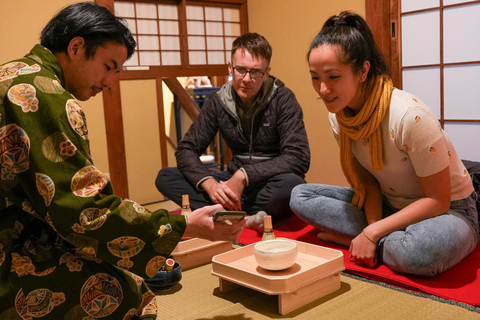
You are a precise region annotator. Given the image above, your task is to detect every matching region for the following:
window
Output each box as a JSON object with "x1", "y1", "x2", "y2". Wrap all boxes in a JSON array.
[
  {"x1": 116, "y1": 1, "x2": 182, "y2": 67},
  {"x1": 113, "y1": 0, "x2": 246, "y2": 72},
  {"x1": 186, "y1": 4, "x2": 241, "y2": 65},
  {"x1": 367, "y1": 0, "x2": 480, "y2": 160}
]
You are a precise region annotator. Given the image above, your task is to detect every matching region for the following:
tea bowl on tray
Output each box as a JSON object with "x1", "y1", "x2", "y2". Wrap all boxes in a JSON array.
[
  {"x1": 144, "y1": 261, "x2": 182, "y2": 291},
  {"x1": 253, "y1": 239, "x2": 298, "y2": 271}
]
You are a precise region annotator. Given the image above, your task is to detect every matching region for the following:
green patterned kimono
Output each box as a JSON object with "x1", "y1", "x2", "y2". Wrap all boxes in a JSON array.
[{"x1": 0, "y1": 45, "x2": 186, "y2": 319}]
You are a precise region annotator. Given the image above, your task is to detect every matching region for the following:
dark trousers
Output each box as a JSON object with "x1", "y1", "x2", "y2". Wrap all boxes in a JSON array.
[{"x1": 155, "y1": 167, "x2": 305, "y2": 222}]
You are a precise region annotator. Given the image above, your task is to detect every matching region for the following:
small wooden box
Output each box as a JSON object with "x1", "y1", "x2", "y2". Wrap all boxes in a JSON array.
[
  {"x1": 171, "y1": 238, "x2": 232, "y2": 271},
  {"x1": 211, "y1": 240, "x2": 345, "y2": 315}
]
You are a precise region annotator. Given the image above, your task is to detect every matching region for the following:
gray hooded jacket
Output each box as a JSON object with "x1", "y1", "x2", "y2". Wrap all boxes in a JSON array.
[{"x1": 175, "y1": 76, "x2": 310, "y2": 189}]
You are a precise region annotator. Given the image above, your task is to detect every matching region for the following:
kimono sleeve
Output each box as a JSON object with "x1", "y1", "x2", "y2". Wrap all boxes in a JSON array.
[{"x1": 0, "y1": 62, "x2": 185, "y2": 278}]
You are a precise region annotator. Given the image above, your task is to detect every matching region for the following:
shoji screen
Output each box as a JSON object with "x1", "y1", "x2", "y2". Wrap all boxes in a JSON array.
[
  {"x1": 400, "y1": 0, "x2": 480, "y2": 161},
  {"x1": 114, "y1": 1, "x2": 242, "y2": 68},
  {"x1": 186, "y1": 5, "x2": 241, "y2": 65},
  {"x1": 115, "y1": 2, "x2": 182, "y2": 67}
]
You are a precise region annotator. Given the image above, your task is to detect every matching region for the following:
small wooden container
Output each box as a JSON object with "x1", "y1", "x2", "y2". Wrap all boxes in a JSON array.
[
  {"x1": 181, "y1": 194, "x2": 192, "y2": 215},
  {"x1": 211, "y1": 240, "x2": 345, "y2": 315},
  {"x1": 171, "y1": 238, "x2": 233, "y2": 271}
]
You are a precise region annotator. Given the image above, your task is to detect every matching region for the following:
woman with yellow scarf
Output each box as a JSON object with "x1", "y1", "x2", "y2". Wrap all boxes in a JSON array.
[{"x1": 290, "y1": 11, "x2": 478, "y2": 276}]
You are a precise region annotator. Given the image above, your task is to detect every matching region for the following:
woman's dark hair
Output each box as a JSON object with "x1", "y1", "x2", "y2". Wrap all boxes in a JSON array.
[
  {"x1": 231, "y1": 32, "x2": 272, "y2": 65},
  {"x1": 308, "y1": 11, "x2": 389, "y2": 80},
  {"x1": 41, "y1": 1, "x2": 136, "y2": 60}
]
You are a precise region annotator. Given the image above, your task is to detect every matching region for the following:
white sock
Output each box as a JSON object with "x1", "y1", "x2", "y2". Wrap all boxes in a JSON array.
[{"x1": 245, "y1": 210, "x2": 268, "y2": 232}]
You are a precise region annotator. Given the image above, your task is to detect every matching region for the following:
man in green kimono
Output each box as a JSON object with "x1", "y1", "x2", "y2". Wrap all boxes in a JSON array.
[{"x1": 0, "y1": 2, "x2": 244, "y2": 319}]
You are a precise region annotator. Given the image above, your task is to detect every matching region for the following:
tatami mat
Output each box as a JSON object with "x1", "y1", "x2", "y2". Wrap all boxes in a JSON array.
[
  {"x1": 144, "y1": 200, "x2": 180, "y2": 212},
  {"x1": 155, "y1": 263, "x2": 479, "y2": 320}
]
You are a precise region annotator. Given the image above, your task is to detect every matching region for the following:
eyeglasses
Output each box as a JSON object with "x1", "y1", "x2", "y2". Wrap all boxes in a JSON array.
[{"x1": 232, "y1": 66, "x2": 266, "y2": 80}]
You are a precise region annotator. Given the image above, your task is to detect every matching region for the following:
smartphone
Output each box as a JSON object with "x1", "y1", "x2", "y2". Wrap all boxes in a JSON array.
[{"x1": 213, "y1": 210, "x2": 247, "y2": 225}]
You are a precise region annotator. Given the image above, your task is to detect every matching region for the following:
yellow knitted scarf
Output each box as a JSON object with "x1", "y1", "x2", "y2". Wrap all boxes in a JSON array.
[{"x1": 336, "y1": 75, "x2": 393, "y2": 209}]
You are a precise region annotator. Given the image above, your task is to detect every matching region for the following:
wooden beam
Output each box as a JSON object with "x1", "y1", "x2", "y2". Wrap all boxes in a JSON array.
[
  {"x1": 365, "y1": 0, "x2": 401, "y2": 88},
  {"x1": 365, "y1": 0, "x2": 391, "y2": 63},
  {"x1": 102, "y1": 78, "x2": 129, "y2": 199},
  {"x1": 163, "y1": 78, "x2": 200, "y2": 121},
  {"x1": 390, "y1": 0, "x2": 401, "y2": 88},
  {"x1": 120, "y1": 65, "x2": 228, "y2": 80},
  {"x1": 95, "y1": 0, "x2": 113, "y2": 10},
  {"x1": 156, "y1": 78, "x2": 169, "y2": 169}
]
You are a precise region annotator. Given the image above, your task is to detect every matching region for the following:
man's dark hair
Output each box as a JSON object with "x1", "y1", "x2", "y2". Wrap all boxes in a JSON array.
[
  {"x1": 231, "y1": 32, "x2": 272, "y2": 65},
  {"x1": 41, "y1": 1, "x2": 136, "y2": 60}
]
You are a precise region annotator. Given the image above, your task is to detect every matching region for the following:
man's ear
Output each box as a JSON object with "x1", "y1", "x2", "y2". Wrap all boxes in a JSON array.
[
  {"x1": 227, "y1": 60, "x2": 233, "y2": 75},
  {"x1": 265, "y1": 66, "x2": 271, "y2": 78},
  {"x1": 67, "y1": 37, "x2": 85, "y2": 59}
]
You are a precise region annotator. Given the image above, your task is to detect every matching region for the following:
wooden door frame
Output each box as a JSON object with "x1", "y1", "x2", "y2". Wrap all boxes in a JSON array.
[
  {"x1": 365, "y1": 0, "x2": 401, "y2": 88},
  {"x1": 95, "y1": 0, "x2": 130, "y2": 198}
]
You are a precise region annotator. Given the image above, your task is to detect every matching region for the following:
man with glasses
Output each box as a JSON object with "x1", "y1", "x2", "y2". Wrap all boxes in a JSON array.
[{"x1": 156, "y1": 33, "x2": 310, "y2": 230}]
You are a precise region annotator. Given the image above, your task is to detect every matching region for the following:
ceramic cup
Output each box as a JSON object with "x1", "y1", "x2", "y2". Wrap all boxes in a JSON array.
[{"x1": 254, "y1": 239, "x2": 298, "y2": 271}]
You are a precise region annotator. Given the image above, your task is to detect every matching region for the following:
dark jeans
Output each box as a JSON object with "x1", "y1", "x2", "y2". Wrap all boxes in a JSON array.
[{"x1": 155, "y1": 167, "x2": 305, "y2": 222}]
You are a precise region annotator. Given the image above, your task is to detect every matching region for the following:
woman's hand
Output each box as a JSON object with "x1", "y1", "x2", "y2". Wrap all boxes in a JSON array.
[
  {"x1": 349, "y1": 230, "x2": 378, "y2": 268},
  {"x1": 183, "y1": 204, "x2": 246, "y2": 241}
]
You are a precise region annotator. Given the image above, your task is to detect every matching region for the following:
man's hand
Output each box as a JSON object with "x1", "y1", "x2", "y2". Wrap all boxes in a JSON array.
[
  {"x1": 201, "y1": 175, "x2": 242, "y2": 211},
  {"x1": 221, "y1": 170, "x2": 245, "y2": 209},
  {"x1": 183, "y1": 204, "x2": 246, "y2": 241}
]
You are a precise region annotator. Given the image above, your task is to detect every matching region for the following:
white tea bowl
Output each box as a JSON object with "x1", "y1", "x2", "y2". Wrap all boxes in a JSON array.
[{"x1": 253, "y1": 239, "x2": 298, "y2": 271}]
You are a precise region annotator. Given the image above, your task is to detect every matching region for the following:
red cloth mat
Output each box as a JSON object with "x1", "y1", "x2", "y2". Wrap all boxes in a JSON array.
[{"x1": 236, "y1": 215, "x2": 480, "y2": 307}]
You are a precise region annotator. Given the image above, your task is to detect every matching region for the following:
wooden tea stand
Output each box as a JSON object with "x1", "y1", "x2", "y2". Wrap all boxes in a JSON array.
[
  {"x1": 172, "y1": 195, "x2": 234, "y2": 270},
  {"x1": 211, "y1": 240, "x2": 345, "y2": 315},
  {"x1": 171, "y1": 238, "x2": 232, "y2": 270}
]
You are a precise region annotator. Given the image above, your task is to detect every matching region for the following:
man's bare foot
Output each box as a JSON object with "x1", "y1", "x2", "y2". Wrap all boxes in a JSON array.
[{"x1": 317, "y1": 232, "x2": 352, "y2": 246}]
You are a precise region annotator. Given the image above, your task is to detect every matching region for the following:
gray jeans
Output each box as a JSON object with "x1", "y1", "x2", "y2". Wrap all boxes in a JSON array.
[{"x1": 290, "y1": 184, "x2": 479, "y2": 276}]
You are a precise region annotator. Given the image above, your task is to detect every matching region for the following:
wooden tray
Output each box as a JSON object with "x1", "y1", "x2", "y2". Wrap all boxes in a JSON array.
[
  {"x1": 171, "y1": 238, "x2": 232, "y2": 271},
  {"x1": 211, "y1": 240, "x2": 345, "y2": 315}
]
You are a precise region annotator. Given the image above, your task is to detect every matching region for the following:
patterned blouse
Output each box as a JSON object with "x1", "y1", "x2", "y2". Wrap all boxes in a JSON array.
[{"x1": 329, "y1": 88, "x2": 473, "y2": 209}]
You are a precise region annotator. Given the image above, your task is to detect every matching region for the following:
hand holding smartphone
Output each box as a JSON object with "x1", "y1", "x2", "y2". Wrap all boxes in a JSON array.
[{"x1": 213, "y1": 210, "x2": 247, "y2": 225}]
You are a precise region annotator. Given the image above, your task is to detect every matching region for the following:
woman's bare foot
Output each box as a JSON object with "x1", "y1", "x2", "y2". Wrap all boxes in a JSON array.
[{"x1": 317, "y1": 232, "x2": 352, "y2": 246}]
